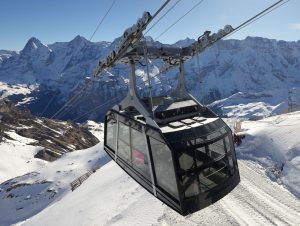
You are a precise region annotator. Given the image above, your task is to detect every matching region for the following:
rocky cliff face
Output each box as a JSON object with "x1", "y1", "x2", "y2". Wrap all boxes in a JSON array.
[
  {"x1": 0, "y1": 36, "x2": 300, "y2": 121},
  {"x1": 0, "y1": 99, "x2": 99, "y2": 161}
]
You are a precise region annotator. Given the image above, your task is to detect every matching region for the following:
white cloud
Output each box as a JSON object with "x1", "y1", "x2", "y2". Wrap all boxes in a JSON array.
[{"x1": 288, "y1": 23, "x2": 300, "y2": 30}]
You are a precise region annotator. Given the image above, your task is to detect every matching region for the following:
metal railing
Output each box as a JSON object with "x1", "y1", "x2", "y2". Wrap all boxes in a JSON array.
[{"x1": 70, "y1": 166, "x2": 100, "y2": 191}]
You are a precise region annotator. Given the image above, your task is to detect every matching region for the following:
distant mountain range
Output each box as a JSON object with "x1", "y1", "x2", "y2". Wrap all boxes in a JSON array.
[{"x1": 0, "y1": 35, "x2": 300, "y2": 121}]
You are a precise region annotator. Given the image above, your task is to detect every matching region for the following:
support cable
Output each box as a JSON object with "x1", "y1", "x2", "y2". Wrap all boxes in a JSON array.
[
  {"x1": 144, "y1": 0, "x2": 182, "y2": 36},
  {"x1": 225, "y1": 0, "x2": 289, "y2": 39},
  {"x1": 89, "y1": 0, "x2": 118, "y2": 41},
  {"x1": 50, "y1": 0, "x2": 118, "y2": 119},
  {"x1": 60, "y1": 0, "x2": 172, "y2": 120},
  {"x1": 195, "y1": 48, "x2": 205, "y2": 105},
  {"x1": 155, "y1": 0, "x2": 205, "y2": 40},
  {"x1": 151, "y1": 0, "x2": 172, "y2": 20},
  {"x1": 40, "y1": 90, "x2": 59, "y2": 116},
  {"x1": 143, "y1": 40, "x2": 155, "y2": 118}
]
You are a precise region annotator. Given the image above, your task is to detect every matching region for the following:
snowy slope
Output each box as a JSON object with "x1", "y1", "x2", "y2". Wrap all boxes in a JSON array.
[
  {"x1": 20, "y1": 160, "x2": 300, "y2": 226},
  {"x1": 0, "y1": 124, "x2": 105, "y2": 226},
  {"x1": 1, "y1": 112, "x2": 300, "y2": 226},
  {"x1": 237, "y1": 111, "x2": 300, "y2": 198},
  {"x1": 0, "y1": 143, "x2": 45, "y2": 183}
]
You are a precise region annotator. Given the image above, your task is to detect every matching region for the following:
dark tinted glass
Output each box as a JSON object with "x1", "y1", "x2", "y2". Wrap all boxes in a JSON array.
[
  {"x1": 150, "y1": 137, "x2": 178, "y2": 199},
  {"x1": 199, "y1": 158, "x2": 229, "y2": 192},
  {"x1": 175, "y1": 134, "x2": 235, "y2": 198}
]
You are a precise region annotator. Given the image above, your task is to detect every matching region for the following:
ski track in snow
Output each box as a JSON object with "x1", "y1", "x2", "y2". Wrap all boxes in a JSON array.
[{"x1": 156, "y1": 160, "x2": 300, "y2": 226}]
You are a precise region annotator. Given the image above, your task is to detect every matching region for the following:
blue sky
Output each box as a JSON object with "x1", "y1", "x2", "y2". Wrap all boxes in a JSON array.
[{"x1": 0, "y1": 0, "x2": 299, "y2": 50}]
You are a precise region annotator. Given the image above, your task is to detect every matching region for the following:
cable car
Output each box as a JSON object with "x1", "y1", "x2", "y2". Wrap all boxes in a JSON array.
[{"x1": 103, "y1": 56, "x2": 240, "y2": 215}]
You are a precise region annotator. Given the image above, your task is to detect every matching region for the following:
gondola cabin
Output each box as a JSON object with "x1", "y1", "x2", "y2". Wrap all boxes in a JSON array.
[{"x1": 103, "y1": 58, "x2": 240, "y2": 215}]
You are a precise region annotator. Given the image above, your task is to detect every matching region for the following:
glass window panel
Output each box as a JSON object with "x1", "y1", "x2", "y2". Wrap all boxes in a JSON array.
[
  {"x1": 228, "y1": 156, "x2": 235, "y2": 173},
  {"x1": 150, "y1": 137, "x2": 178, "y2": 199},
  {"x1": 199, "y1": 159, "x2": 229, "y2": 192},
  {"x1": 206, "y1": 131, "x2": 221, "y2": 141},
  {"x1": 208, "y1": 139, "x2": 226, "y2": 160},
  {"x1": 118, "y1": 139, "x2": 131, "y2": 163},
  {"x1": 195, "y1": 147, "x2": 206, "y2": 167},
  {"x1": 131, "y1": 129, "x2": 150, "y2": 179},
  {"x1": 106, "y1": 116, "x2": 116, "y2": 151},
  {"x1": 182, "y1": 174, "x2": 199, "y2": 198},
  {"x1": 119, "y1": 122, "x2": 130, "y2": 144},
  {"x1": 195, "y1": 137, "x2": 205, "y2": 145},
  {"x1": 118, "y1": 122, "x2": 131, "y2": 163},
  {"x1": 178, "y1": 150, "x2": 194, "y2": 171},
  {"x1": 224, "y1": 134, "x2": 237, "y2": 168},
  {"x1": 206, "y1": 127, "x2": 227, "y2": 141},
  {"x1": 224, "y1": 136, "x2": 232, "y2": 153}
]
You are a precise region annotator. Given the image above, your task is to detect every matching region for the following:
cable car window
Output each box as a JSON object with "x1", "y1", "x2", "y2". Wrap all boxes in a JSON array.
[
  {"x1": 182, "y1": 173, "x2": 199, "y2": 198},
  {"x1": 198, "y1": 138, "x2": 231, "y2": 192},
  {"x1": 131, "y1": 128, "x2": 150, "y2": 179},
  {"x1": 225, "y1": 135, "x2": 237, "y2": 171},
  {"x1": 206, "y1": 127, "x2": 227, "y2": 141},
  {"x1": 199, "y1": 158, "x2": 229, "y2": 192},
  {"x1": 106, "y1": 115, "x2": 117, "y2": 151},
  {"x1": 178, "y1": 149, "x2": 194, "y2": 171},
  {"x1": 224, "y1": 136, "x2": 232, "y2": 152},
  {"x1": 150, "y1": 137, "x2": 179, "y2": 199},
  {"x1": 174, "y1": 133, "x2": 233, "y2": 196},
  {"x1": 208, "y1": 139, "x2": 226, "y2": 160},
  {"x1": 228, "y1": 156, "x2": 235, "y2": 172},
  {"x1": 118, "y1": 122, "x2": 131, "y2": 163},
  {"x1": 195, "y1": 147, "x2": 206, "y2": 167}
]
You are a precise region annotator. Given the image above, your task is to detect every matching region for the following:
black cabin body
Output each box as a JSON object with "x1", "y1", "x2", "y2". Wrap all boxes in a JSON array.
[{"x1": 103, "y1": 57, "x2": 240, "y2": 215}]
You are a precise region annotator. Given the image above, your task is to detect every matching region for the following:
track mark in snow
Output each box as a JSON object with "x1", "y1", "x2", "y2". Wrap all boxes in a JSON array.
[{"x1": 157, "y1": 160, "x2": 300, "y2": 226}]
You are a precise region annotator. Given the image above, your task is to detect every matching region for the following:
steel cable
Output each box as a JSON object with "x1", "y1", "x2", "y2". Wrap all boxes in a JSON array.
[
  {"x1": 144, "y1": 0, "x2": 182, "y2": 36},
  {"x1": 155, "y1": 0, "x2": 205, "y2": 40}
]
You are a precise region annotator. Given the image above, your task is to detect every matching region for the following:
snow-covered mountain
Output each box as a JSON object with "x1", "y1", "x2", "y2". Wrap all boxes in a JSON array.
[
  {"x1": 0, "y1": 36, "x2": 300, "y2": 121},
  {"x1": 0, "y1": 50, "x2": 17, "y2": 64},
  {"x1": 1, "y1": 111, "x2": 300, "y2": 225},
  {"x1": 0, "y1": 99, "x2": 99, "y2": 164}
]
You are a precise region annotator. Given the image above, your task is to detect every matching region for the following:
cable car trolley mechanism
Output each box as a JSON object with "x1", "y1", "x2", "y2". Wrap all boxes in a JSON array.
[{"x1": 94, "y1": 7, "x2": 240, "y2": 216}]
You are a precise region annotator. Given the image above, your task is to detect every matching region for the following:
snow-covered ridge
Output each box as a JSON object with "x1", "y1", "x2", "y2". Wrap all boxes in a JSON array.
[{"x1": 0, "y1": 36, "x2": 300, "y2": 121}]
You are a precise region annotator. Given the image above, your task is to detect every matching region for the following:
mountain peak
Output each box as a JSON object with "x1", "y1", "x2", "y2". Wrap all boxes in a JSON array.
[
  {"x1": 70, "y1": 35, "x2": 89, "y2": 45},
  {"x1": 172, "y1": 37, "x2": 195, "y2": 47},
  {"x1": 21, "y1": 37, "x2": 50, "y2": 54},
  {"x1": 23, "y1": 37, "x2": 43, "y2": 50}
]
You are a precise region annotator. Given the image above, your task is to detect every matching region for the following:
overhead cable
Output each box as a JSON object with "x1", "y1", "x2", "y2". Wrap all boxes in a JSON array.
[
  {"x1": 89, "y1": 0, "x2": 118, "y2": 41},
  {"x1": 155, "y1": 0, "x2": 205, "y2": 40},
  {"x1": 225, "y1": 0, "x2": 289, "y2": 39},
  {"x1": 50, "y1": 0, "x2": 119, "y2": 119},
  {"x1": 144, "y1": 0, "x2": 182, "y2": 36}
]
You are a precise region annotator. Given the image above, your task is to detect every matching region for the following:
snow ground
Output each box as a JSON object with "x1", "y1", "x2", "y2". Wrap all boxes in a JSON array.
[
  {"x1": 18, "y1": 158, "x2": 300, "y2": 226},
  {"x1": 1, "y1": 113, "x2": 300, "y2": 226},
  {"x1": 237, "y1": 111, "x2": 300, "y2": 198},
  {"x1": 0, "y1": 143, "x2": 110, "y2": 226},
  {"x1": 0, "y1": 143, "x2": 45, "y2": 183}
]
